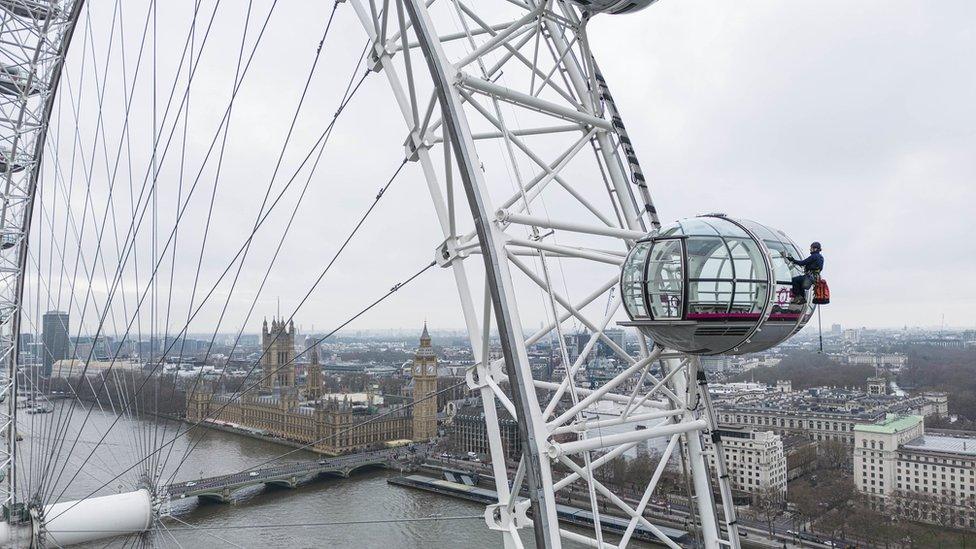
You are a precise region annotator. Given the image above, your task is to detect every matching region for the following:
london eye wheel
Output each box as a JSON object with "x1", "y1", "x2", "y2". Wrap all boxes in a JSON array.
[{"x1": 0, "y1": 0, "x2": 816, "y2": 547}]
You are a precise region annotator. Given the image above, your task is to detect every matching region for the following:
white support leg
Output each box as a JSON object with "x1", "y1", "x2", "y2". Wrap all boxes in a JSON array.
[{"x1": 668, "y1": 357, "x2": 722, "y2": 549}]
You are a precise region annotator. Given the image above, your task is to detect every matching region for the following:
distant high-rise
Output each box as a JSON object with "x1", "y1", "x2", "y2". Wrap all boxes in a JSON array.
[
  {"x1": 42, "y1": 311, "x2": 70, "y2": 376},
  {"x1": 18, "y1": 333, "x2": 33, "y2": 363},
  {"x1": 831, "y1": 323, "x2": 842, "y2": 336},
  {"x1": 598, "y1": 328, "x2": 626, "y2": 357}
]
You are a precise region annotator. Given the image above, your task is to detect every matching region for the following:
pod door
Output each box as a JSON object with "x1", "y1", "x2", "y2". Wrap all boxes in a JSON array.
[{"x1": 643, "y1": 237, "x2": 686, "y2": 321}]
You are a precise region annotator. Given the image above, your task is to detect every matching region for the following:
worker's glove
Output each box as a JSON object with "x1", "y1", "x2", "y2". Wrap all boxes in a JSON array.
[{"x1": 785, "y1": 256, "x2": 795, "y2": 263}]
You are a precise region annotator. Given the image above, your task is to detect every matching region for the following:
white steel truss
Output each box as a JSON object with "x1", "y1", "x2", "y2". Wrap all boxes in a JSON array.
[
  {"x1": 0, "y1": 1, "x2": 746, "y2": 547},
  {"x1": 0, "y1": 0, "x2": 82, "y2": 531},
  {"x1": 351, "y1": 1, "x2": 741, "y2": 548}
]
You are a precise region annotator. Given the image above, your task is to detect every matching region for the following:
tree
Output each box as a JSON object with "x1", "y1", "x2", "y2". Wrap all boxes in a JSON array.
[
  {"x1": 625, "y1": 451, "x2": 657, "y2": 490},
  {"x1": 788, "y1": 472, "x2": 857, "y2": 540},
  {"x1": 605, "y1": 456, "x2": 628, "y2": 490},
  {"x1": 814, "y1": 476, "x2": 857, "y2": 541},
  {"x1": 821, "y1": 474, "x2": 856, "y2": 510},
  {"x1": 818, "y1": 507, "x2": 852, "y2": 545},
  {"x1": 925, "y1": 413, "x2": 976, "y2": 431},
  {"x1": 898, "y1": 347, "x2": 976, "y2": 420},
  {"x1": 817, "y1": 439, "x2": 848, "y2": 471},
  {"x1": 752, "y1": 486, "x2": 785, "y2": 538},
  {"x1": 788, "y1": 442, "x2": 817, "y2": 475},
  {"x1": 847, "y1": 495, "x2": 898, "y2": 548},
  {"x1": 729, "y1": 350, "x2": 875, "y2": 390},
  {"x1": 787, "y1": 481, "x2": 820, "y2": 531}
]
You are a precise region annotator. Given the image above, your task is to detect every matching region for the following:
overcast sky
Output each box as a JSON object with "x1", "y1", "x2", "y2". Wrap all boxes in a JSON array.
[
  {"x1": 586, "y1": 0, "x2": 976, "y2": 331},
  {"x1": 29, "y1": 1, "x2": 975, "y2": 341}
]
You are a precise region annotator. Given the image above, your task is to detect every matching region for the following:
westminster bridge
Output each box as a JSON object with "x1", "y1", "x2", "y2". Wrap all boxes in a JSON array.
[{"x1": 165, "y1": 445, "x2": 428, "y2": 503}]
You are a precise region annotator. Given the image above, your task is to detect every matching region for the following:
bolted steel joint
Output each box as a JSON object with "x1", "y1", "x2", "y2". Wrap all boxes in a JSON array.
[
  {"x1": 545, "y1": 441, "x2": 563, "y2": 460},
  {"x1": 367, "y1": 41, "x2": 388, "y2": 73},
  {"x1": 484, "y1": 500, "x2": 530, "y2": 531},
  {"x1": 403, "y1": 129, "x2": 433, "y2": 162},
  {"x1": 434, "y1": 237, "x2": 466, "y2": 268}
]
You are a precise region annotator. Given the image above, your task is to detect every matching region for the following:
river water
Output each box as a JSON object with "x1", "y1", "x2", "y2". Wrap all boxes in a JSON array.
[{"x1": 18, "y1": 403, "x2": 653, "y2": 548}]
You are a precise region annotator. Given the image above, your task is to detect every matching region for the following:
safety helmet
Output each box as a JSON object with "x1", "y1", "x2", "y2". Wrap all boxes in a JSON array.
[{"x1": 810, "y1": 242, "x2": 822, "y2": 252}]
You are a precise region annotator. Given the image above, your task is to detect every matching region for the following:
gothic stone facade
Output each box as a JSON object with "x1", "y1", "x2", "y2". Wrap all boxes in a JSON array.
[
  {"x1": 187, "y1": 325, "x2": 439, "y2": 454},
  {"x1": 411, "y1": 324, "x2": 438, "y2": 441},
  {"x1": 262, "y1": 317, "x2": 296, "y2": 389}
]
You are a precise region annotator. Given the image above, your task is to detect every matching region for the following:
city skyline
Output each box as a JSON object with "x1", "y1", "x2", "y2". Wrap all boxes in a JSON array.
[{"x1": 30, "y1": 320, "x2": 976, "y2": 341}]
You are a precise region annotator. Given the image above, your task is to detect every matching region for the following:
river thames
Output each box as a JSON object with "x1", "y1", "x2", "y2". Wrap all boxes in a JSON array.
[{"x1": 20, "y1": 404, "x2": 654, "y2": 548}]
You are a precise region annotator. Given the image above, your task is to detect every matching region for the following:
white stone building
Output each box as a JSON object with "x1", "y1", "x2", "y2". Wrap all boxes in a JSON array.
[
  {"x1": 846, "y1": 353, "x2": 908, "y2": 371},
  {"x1": 854, "y1": 415, "x2": 976, "y2": 530},
  {"x1": 705, "y1": 426, "x2": 787, "y2": 498}
]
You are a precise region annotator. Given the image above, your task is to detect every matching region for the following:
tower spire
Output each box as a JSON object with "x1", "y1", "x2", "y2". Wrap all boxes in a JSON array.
[{"x1": 412, "y1": 322, "x2": 438, "y2": 442}]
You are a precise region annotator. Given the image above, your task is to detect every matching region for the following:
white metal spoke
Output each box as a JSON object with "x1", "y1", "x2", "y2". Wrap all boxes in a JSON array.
[{"x1": 0, "y1": 1, "x2": 749, "y2": 548}]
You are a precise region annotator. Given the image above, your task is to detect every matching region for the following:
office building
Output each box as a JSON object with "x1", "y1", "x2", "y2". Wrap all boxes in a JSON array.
[
  {"x1": 705, "y1": 426, "x2": 787, "y2": 498},
  {"x1": 42, "y1": 311, "x2": 69, "y2": 376},
  {"x1": 854, "y1": 415, "x2": 976, "y2": 529},
  {"x1": 447, "y1": 401, "x2": 521, "y2": 462}
]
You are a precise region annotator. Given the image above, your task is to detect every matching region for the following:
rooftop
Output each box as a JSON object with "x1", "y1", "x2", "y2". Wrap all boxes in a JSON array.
[
  {"x1": 781, "y1": 433, "x2": 817, "y2": 451},
  {"x1": 717, "y1": 385, "x2": 945, "y2": 420},
  {"x1": 715, "y1": 425, "x2": 779, "y2": 442},
  {"x1": 902, "y1": 435, "x2": 976, "y2": 457},
  {"x1": 853, "y1": 415, "x2": 922, "y2": 434}
]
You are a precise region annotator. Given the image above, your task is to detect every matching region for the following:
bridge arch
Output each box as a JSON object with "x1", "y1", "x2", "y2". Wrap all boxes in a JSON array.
[
  {"x1": 264, "y1": 477, "x2": 300, "y2": 490},
  {"x1": 197, "y1": 490, "x2": 233, "y2": 505},
  {"x1": 341, "y1": 462, "x2": 388, "y2": 478}
]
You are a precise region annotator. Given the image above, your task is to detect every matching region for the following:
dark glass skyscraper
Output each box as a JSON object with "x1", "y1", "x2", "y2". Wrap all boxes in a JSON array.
[{"x1": 42, "y1": 311, "x2": 69, "y2": 376}]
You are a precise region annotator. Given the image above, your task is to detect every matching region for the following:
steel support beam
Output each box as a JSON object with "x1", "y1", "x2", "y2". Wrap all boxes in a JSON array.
[
  {"x1": 402, "y1": 2, "x2": 561, "y2": 547},
  {"x1": 0, "y1": 3, "x2": 84, "y2": 542},
  {"x1": 668, "y1": 357, "x2": 721, "y2": 549},
  {"x1": 497, "y1": 209, "x2": 645, "y2": 240},
  {"x1": 458, "y1": 72, "x2": 611, "y2": 130}
]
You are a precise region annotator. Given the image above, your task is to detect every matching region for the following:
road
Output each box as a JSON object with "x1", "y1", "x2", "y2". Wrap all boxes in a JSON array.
[
  {"x1": 166, "y1": 445, "x2": 429, "y2": 501},
  {"x1": 424, "y1": 457, "x2": 845, "y2": 548}
]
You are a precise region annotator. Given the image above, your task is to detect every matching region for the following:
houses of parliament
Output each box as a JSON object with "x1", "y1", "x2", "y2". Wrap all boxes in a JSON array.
[{"x1": 187, "y1": 319, "x2": 439, "y2": 455}]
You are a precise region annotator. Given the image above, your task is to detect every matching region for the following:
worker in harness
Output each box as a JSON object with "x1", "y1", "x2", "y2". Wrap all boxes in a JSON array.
[{"x1": 786, "y1": 242, "x2": 824, "y2": 305}]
